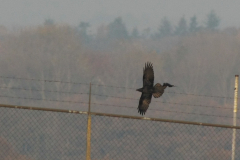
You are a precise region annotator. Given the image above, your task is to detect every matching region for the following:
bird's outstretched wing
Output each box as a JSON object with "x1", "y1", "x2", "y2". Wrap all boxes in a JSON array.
[
  {"x1": 143, "y1": 62, "x2": 154, "y2": 87},
  {"x1": 138, "y1": 92, "x2": 152, "y2": 115}
]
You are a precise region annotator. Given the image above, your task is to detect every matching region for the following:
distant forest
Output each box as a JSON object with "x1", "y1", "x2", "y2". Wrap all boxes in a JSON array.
[
  {"x1": 76, "y1": 10, "x2": 221, "y2": 42},
  {"x1": 0, "y1": 10, "x2": 222, "y2": 45}
]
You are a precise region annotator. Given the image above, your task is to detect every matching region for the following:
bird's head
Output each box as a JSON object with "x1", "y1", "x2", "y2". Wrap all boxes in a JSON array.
[{"x1": 163, "y1": 83, "x2": 175, "y2": 87}]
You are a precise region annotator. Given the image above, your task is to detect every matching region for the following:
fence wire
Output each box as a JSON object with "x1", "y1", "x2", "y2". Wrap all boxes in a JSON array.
[{"x1": 0, "y1": 106, "x2": 240, "y2": 160}]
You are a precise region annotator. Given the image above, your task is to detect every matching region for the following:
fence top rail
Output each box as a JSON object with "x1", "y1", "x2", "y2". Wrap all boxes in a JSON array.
[
  {"x1": 0, "y1": 103, "x2": 240, "y2": 129},
  {"x1": 0, "y1": 103, "x2": 88, "y2": 114}
]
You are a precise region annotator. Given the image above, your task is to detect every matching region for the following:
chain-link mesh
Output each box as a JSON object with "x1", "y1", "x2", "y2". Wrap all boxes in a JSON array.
[
  {"x1": 1, "y1": 106, "x2": 240, "y2": 160},
  {"x1": 0, "y1": 107, "x2": 87, "y2": 160},
  {"x1": 91, "y1": 115, "x2": 240, "y2": 160}
]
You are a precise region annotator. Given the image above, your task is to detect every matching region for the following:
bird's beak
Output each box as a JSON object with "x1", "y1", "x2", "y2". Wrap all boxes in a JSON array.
[{"x1": 136, "y1": 88, "x2": 141, "y2": 92}]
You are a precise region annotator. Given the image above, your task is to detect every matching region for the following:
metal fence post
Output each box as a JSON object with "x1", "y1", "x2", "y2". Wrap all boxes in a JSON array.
[
  {"x1": 86, "y1": 83, "x2": 92, "y2": 160},
  {"x1": 232, "y1": 75, "x2": 238, "y2": 160}
]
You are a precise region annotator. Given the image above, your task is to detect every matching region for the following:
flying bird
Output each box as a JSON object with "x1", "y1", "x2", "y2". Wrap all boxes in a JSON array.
[{"x1": 137, "y1": 62, "x2": 174, "y2": 115}]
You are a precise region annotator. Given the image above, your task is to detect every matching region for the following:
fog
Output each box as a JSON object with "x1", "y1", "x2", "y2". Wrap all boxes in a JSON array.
[
  {"x1": 1, "y1": 1, "x2": 240, "y2": 31},
  {"x1": 0, "y1": 1, "x2": 240, "y2": 123},
  {"x1": 1, "y1": 1, "x2": 240, "y2": 159}
]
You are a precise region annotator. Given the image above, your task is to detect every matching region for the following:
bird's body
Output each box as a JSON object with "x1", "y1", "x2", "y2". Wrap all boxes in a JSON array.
[{"x1": 137, "y1": 62, "x2": 174, "y2": 115}]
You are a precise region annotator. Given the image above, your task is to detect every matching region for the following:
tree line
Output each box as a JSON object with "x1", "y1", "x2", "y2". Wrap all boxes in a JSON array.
[{"x1": 70, "y1": 10, "x2": 220, "y2": 42}]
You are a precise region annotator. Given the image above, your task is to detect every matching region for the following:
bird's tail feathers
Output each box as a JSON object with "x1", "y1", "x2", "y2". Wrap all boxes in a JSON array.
[{"x1": 153, "y1": 83, "x2": 162, "y2": 98}]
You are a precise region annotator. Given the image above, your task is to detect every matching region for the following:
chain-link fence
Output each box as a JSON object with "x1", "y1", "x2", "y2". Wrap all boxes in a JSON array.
[
  {"x1": 0, "y1": 106, "x2": 87, "y2": 160},
  {"x1": 0, "y1": 105, "x2": 240, "y2": 160}
]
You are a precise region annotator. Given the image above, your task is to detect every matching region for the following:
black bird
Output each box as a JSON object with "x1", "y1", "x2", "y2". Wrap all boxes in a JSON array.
[{"x1": 137, "y1": 62, "x2": 174, "y2": 115}]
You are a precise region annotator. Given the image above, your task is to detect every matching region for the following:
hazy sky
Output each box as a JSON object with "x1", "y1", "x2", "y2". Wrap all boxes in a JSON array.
[{"x1": 1, "y1": 0, "x2": 240, "y2": 32}]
